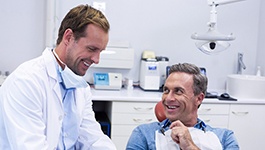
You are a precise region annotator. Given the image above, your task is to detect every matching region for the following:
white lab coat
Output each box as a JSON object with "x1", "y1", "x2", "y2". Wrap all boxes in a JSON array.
[{"x1": 0, "y1": 48, "x2": 116, "y2": 150}]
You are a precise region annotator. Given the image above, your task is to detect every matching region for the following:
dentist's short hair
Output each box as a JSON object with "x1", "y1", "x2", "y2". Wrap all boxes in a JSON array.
[{"x1": 56, "y1": 4, "x2": 110, "y2": 45}]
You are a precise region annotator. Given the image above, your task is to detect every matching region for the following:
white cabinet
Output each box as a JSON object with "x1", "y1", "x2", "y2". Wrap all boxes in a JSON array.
[
  {"x1": 199, "y1": 103, "x2": 265, "y2": 149},
  {"x1": 111, "y1": 101, "x2": 158, "y2": 150},
  {"x1": 198, "y1": 104, "x2": 230, "y2": 128},
  {"x1": 228, "y1": 104, "x2": 265, "y2": 150}
]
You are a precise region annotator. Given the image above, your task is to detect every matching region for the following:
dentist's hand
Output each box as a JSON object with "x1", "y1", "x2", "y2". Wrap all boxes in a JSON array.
[{"x1": 170, "y1": 120, "x2": 200, "y2": 150}]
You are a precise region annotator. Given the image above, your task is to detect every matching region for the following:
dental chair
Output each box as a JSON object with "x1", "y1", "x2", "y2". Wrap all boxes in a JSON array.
[{"x1": 154, "y1": 100, "x2": 166, "y2": 122}]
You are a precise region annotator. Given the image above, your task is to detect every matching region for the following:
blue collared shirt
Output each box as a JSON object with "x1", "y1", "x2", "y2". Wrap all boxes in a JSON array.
[
  {"x1": 126, "y1": 118, "x2": 239, "y2": 150},
  {"x1": 56, "y1": 65, "x2": 79, "y2": 150}
]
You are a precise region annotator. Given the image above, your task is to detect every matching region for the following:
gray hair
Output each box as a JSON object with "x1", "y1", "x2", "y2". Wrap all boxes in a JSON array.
[{"x1": 168, "y1": 63, "x2": 208, "y2": 96}]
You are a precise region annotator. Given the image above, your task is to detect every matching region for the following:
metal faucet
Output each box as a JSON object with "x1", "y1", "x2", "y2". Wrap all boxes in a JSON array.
[{"x1": 237, "y1": 53, "x2": 246, "y2": 74}]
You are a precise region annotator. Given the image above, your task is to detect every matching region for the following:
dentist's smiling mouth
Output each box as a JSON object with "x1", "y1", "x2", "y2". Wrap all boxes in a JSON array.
[{"x1": 83, "y1": 61, "x2": 90, "y2": 67}]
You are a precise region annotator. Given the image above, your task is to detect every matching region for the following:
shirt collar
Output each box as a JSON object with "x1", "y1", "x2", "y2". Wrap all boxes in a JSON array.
[
  {"x1": 161, "y1": 118, "x2": 206, "y2": 132},
  {"x1": 194, "y1": 118, "x2": 206, "y2": 132}
]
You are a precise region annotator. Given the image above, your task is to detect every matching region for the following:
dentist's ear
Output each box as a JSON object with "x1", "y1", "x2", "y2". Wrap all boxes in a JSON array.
[{"x1": 63, "y1": 28, "x2": 74, "y2": 46}]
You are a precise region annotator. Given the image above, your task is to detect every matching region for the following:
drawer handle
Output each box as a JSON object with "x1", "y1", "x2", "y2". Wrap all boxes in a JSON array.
[
  {"x1": 200, "y1": 108, "x2": 211, "y2": 112},
  {"x1": 232, "y1": 111, "x2": 249, "y2": 116},
  {"x1": 133, "y1": 107, "x2": 153, "y2": 111},
  {"x1": 133, "y1": 118, "x2": 153, "y2": 123},
  {"x1": 203, "y1": 119, "x2": 211, "y2": 123}
]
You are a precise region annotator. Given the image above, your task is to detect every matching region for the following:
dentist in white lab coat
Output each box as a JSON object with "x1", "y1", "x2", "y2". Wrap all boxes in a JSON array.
[{"x1": 0, "y1": 4, "x2": 116, "y2": 150}]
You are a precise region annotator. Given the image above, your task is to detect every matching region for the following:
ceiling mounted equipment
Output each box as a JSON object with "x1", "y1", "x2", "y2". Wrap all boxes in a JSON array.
[{"x1": 191, "y1": 0, "x2": 246, "y2": 55}]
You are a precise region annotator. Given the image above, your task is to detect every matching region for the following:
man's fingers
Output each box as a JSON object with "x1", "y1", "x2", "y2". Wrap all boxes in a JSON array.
[
  {"x1": 169, "y1": 120, "x2": 185, "y2": 129},
  {"x1": 171, "y1": 132, "x2": 180, "y2": 144}
]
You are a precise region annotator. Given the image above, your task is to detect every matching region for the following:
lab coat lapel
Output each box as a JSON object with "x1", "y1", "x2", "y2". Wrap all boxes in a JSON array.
[
  {"x1": 43, "y1": 48, "x2": 63, "y2": 108},
  {"x1": 42, "y1": 48, "x2": 64, "y2": 148}
]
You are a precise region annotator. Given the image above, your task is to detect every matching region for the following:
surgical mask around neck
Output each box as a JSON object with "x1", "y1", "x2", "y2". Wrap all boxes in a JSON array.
[{"x1": 52, "y1": 50, "x2": 88, "y2": 89}]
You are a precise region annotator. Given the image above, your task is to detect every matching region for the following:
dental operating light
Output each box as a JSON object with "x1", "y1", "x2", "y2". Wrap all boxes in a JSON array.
[{"x1": 191, "y1": 0, "x2": 246, "y2": 54}]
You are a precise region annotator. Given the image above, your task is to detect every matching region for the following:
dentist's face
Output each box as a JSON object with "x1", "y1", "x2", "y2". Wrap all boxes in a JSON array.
[
  {"x1": 162, "y1": 72, "x2": 201, "y2": 125},
  {"x1": 65, "y1": 24, "x2": 109, "y2": 76}
]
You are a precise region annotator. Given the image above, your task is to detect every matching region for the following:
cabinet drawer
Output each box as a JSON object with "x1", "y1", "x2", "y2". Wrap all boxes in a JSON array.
[
  {"x1": 112, "y1": 102, "x2": 156, "y2": 113},
  {"x1": 198, "y1": 104, "x2": 230, "y2": 115},
  {"x1": 199, "y1": 115, "x2": 229, "y2": 128},
  {"x1": 112, "y1": 136, "x2": 129, "y2": 150},
  {"x1": 112, "y1": 125, "x2": 137, "y2": 136},
  {"x1": 112, "y1": 113, "x2": 157, "y2": 125}
]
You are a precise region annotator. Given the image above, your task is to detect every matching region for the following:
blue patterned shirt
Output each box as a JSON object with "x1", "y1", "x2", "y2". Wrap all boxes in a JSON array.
[{"x1": 126, "y1": 119, "x2": 239, "y2": 150}]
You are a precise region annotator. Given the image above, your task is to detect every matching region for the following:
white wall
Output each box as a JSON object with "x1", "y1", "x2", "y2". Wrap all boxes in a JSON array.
[
  {"x1": 0, "y1": 0, "x2": 263, "y2": 92},
  {"x1": 257, "y1": 0, "x2": 265, "y2": 75},
  {"x1": 0, "y1": 0, "x2": 46, "y2": 72}
]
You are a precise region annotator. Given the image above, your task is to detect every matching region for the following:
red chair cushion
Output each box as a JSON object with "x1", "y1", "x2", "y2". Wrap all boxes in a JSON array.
[{"x1": 154, "y1": 100, "x2": 166, "y2": 122}]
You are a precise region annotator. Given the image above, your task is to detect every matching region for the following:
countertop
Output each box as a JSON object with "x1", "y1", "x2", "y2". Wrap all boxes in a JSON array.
[{"x1": 91, "y1": 87, "x2": 265, "y2": 104}]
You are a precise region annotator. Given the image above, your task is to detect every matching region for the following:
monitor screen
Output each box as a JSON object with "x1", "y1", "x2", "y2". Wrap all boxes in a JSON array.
[{"x1": 166, "y1": 66, "x2": 206, "y2": 77}]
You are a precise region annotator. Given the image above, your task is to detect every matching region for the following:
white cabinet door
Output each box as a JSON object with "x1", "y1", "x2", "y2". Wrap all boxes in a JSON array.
[
  {"x1": 112, "y1": 136, "x2": 130, "y2": 150},
  {"x1": 111, "y1": 101, "x2": 157, "y2": 150},
  {"x1": 198, "y1": 104, "x2": 230, "y2": 128},
  {"x1": 229, "y1": 104, "x2": 265, "y2": 150}
]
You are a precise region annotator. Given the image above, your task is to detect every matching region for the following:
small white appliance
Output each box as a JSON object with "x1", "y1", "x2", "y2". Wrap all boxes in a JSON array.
[
  {"x1": 93, "y1": 73, "x2": 122, "y2": 90},
  {"x1": 91, "y1": 47, "x2": 134, "y2": 69},
  {"x1": 139, "y1": 51, "x2": 170, "y2": 91},
  {"x1": 139, "y1": 59, "x2": 160, "y2": 91}
]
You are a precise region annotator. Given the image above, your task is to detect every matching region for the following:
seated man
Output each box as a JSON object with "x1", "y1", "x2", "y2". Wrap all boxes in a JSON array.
[{"x1": 126, "y1": 63, "x2": 239, "y2": 150}]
